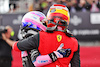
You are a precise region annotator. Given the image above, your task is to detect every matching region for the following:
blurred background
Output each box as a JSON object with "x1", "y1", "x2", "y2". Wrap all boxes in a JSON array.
[{"x1": 0, "y1": 0, "x2": 100, "y2": 67}]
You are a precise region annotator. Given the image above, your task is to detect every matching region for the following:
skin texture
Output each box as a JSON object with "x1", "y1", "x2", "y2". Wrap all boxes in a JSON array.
[{"x1": 2, "y1": 25, "x2": 16, "y2": 47}]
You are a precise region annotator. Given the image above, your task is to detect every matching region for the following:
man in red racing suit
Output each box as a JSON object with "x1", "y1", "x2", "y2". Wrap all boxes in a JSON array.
[{"x1": 13, "y1": 30, "x2": 80, "y2": 67}]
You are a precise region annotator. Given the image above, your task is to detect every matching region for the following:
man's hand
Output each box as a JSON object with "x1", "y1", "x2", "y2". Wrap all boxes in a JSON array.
[
  {"x1": 2, "y1": 33, "x2": 7, "y2": 41},
  {"x1": 49, "y1": 43, "x2": 71, "y2": 62},
  {"x1": 2, "y1": 33, "x2": 15, "y2": 47},
  {"x1": 57, "y1": 48, "x2": 71, "y2": 57},
  {"x1": 31, "y1": 49, "x2": 40, "y2": 63}
]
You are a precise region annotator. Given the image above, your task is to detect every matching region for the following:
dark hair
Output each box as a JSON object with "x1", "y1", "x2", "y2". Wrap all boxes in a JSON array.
[
  {"x1": 93, "y1": 0, "x2": 95, "y2": 3},
  {"x1": 9, "y1": 3, "x2": 17, "y2": 9}
]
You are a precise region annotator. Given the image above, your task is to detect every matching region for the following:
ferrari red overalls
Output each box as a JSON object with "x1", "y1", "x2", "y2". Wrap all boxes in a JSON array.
[{"x1": 38, "y1": 31, "x2": 78, "y2": 67}]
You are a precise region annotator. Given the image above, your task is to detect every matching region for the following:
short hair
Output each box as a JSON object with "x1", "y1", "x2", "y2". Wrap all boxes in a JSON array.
[{"x1": 5, "y1": 25, "x2": 13, "y2": 31}]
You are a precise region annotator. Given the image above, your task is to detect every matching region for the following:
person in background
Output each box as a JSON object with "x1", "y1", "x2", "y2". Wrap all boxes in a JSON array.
[
  {"x1": 0, "y1": 25, "x2": 15, "y2": 67},
  {"x1": 13, "y1": 4, "x2": 80, "y2": 67},
  {"x1": 90, "y1": 0, "x2": 99, "y2": 12},
  {"x1": 70, "y1": 0, "x2": 78, "y2": 13}
]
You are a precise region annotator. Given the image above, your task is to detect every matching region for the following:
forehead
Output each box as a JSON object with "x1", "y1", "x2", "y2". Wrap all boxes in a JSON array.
[{"x1": 7, "y1": 28, "x2": 12, "y2": 31}]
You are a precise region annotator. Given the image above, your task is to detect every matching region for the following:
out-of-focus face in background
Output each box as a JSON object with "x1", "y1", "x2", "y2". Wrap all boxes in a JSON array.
[
  {"x1": 80, "y1": 0, "x2": 86, "y2": 5},
  {"x1": 5, "y1": 27, "x2": 12, "y2": 39}
]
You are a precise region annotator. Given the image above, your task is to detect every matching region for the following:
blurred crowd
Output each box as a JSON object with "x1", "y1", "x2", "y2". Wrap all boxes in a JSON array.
[{"x1": 8, "y1": 0, "x2": 100, "y2": 14}]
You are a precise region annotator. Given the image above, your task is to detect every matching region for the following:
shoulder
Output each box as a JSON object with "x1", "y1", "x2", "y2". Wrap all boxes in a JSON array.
[
  {"x1": 66, "y1": 30, "x2": 78, "y2": 44},
  {"x1": 39, "y1": 31, "x2": 48, "y2": 35},
  {"x1": 71, "y1": 37, "x2": 79, "y2": 51}
]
